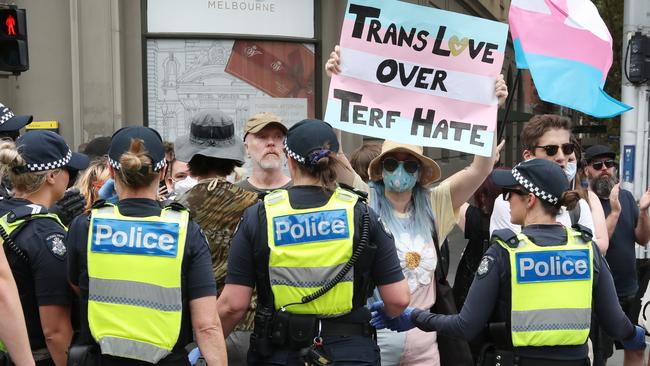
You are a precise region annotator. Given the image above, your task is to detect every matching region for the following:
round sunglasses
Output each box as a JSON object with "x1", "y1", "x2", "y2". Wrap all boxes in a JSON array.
[{"x1": 382, "y1": 157, "x2": 420, "y2": 174}]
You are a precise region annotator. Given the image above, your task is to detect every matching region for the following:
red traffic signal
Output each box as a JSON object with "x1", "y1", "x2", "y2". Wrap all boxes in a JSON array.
[
  {"x1": 0, "y1": 8, "x2": 26, "y2": 38},
  {"x1": 0, "y1": 7, "x2": 28, "y2": 73}
]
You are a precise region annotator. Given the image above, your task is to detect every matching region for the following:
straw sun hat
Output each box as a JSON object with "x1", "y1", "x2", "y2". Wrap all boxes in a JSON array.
[{"x1": 368, "y1": 140, "x2": 441, "y2": 186}]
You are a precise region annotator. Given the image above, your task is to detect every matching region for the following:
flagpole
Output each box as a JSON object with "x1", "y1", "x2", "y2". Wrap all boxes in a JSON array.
[{"x1": 498, "y1": 68, "x2": 521, "y2": 142}]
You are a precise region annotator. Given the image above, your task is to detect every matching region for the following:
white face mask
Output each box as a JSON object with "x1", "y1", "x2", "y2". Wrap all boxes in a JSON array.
[
  {"x1": 564, "y1": 162, "x2": 578, "y2": 182},
  {"x1": 173, "y1": 176, "x2": 198, "y2": 196}
]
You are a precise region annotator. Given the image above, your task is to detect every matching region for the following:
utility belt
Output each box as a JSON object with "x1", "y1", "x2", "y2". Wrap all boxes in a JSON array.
[
  {"x1": 478, "y1": 323, "x2": 589, "y2": 366},
  {"x1": 477, "y1": 348, "x2": 589, "y2": 366},
  {"x1": 251, "y1": 308, "x2": 375, "y2": 355}
]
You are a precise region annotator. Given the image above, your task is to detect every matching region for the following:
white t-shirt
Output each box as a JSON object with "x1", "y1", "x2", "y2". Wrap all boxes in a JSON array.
[{"x1": 489, "y1": 195, "x2": 595, "y2": 235}]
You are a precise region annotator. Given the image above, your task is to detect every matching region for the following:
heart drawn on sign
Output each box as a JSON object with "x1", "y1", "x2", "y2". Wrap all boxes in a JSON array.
[{"x1": 448, "y1": 35, "x2": 469, "y2": 56}]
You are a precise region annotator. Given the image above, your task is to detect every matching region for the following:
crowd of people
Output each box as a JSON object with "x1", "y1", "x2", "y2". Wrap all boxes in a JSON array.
[{"x1": 0, "y1": 46, "x2": 648, "y2": 366}]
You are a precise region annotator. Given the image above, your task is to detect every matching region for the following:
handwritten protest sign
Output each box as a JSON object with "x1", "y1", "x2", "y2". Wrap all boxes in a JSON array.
[{"x1": 324, "y1": 0, "x2": 508, "y2": 156}]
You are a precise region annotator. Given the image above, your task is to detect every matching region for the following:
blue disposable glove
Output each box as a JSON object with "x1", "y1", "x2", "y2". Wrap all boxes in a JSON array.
[
  {"x1": 368, "y1": 301, "x2": 416, "y2": 332},
  {"x1": 188, "y1": 347, "x2": 202, "y2": 365},
  {"x1": 369, "y1": 301, "x2": 390, "y2": 329},
  {"x1": 98, "y1": 178, "x2": 118, "y2": 203},
  {"x1": 386, "y1": 307, "x2": 415, "y2": 332},
  {"x1": 622, "y1": 326, "x2": 646, "y2": 350}
]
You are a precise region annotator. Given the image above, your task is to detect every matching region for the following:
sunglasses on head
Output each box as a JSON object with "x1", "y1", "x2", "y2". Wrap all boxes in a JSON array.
[
  {"x1": 591, "y1": 160, "x2": 616, "y2": 170},
  {"x1": 382, "y1": 157, "x2": 420, "y2": 174},
  {"x1": 502, "y1": 187, "x2": 529, "y2": 201},
  {"x1": 534, "y1": 143, "x2": 575, "y2": 156}
]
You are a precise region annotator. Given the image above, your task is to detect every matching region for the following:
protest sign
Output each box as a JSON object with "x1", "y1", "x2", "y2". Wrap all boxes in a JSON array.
[{"x1": 324, "y1": 0, "x2": 508, "y2": 156}]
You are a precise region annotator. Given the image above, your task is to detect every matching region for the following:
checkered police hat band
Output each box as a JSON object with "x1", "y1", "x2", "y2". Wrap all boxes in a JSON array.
[
  {"x1": 284, "y1": 139, "x2": 306, "y2": 165},
  {"x1": 108, "y1": 156, "x2": 166, "y2": 172},
  {"x1": 26, "y1": 149, "x2": 72, "y2": 172},
  {"x1": 511, "y1": 167, "x2": 559, "y2": 205},
  {"x1": 0, "y1": 107, "x2": 14, "y2": 126}
]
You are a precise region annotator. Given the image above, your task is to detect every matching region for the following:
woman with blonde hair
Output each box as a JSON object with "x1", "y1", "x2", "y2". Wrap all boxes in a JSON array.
[
  {"x1": 74, "y1": 157, "x2": 110, "y2": 213},
  {"x1": 0, "y1": 130, "x2": 88, "y2": 365}
]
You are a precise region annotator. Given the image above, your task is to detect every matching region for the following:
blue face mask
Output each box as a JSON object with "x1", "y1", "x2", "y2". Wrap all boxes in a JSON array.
[{"x1": 383, "y1": 164, "x2": 418, "y2": 192}]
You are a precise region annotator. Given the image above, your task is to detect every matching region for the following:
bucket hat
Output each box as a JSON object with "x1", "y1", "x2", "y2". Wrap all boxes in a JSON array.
[
  {"x1": 368, "y1": 141, "x2": 441, "y2": 186},
  {"x1": 175, "y1": 110, "x2": 245, "y2": 164}
]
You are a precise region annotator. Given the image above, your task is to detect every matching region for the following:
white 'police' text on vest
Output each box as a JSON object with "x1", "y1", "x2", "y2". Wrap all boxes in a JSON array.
[
  {"x1": 516, "y1": 250, "x2": 591, "y2": 283},
  {"x1": 273, "y1": 209, "x2": 349, "y2": 246},
  {"x1": 91, "y1": 218, "x2": 180, "y2": 257}
]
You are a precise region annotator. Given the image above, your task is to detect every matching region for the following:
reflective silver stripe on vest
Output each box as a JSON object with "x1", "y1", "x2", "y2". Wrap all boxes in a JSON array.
[
  {"x1": 98, "y1": 336, "x2": 170, "y2": 363},
  {"x1": 89, "y1": 278, "x2": 182, "y2": 312},
  {"x1": 270, "y1": 264, "x2": 353, "y2": 288},
  {"x1": 511, "y1": 308, "x2": 591, "y2": 332}
]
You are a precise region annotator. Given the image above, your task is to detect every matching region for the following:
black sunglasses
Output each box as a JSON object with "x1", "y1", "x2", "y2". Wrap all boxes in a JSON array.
[
  {"x1": 591, "y1": 160, "x2": 616, "y2": 170},
  {"x1": 502, "y1": 188, "x2": 529, "y2": 201},
  {"x1": 382, "y1": 157, "x2": 420, "y2": 174},
  {"x1": 534, "y1": 143, "x2": 575, "y2": 156}
]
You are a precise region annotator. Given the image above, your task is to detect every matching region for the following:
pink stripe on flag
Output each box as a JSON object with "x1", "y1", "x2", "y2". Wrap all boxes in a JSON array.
[
  {"x1": 509, "y1": 5, "x2": 612, "y2": 76},
  {"x1": 339, "y1": 19, "x2": 504, "y2": 77},
  {"x1": 328, "y1": 76, "x2": 498, "y2": 131}
]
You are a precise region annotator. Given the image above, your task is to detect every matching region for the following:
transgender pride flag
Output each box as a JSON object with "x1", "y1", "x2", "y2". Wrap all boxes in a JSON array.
[{"x1": 509, "y1": 0, "x2": 632, "y2": 118}]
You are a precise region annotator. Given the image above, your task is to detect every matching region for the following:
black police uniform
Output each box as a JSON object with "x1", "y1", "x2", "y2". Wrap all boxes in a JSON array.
[
  {"x1": 410, "y1": 224, "x2": 635, "y2": 364},
  {"x1": 0, "y1": 198, "x2": 72, "y2": 366},
  {"x1": 66, "y1": 198, "x2": 217, "y2": 366},
  {"x1": 227, "y1": 186, "x2": 404, "y2": 365}
]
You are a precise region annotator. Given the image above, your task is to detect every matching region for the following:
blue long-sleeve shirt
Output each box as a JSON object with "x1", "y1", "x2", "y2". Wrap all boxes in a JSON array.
[{"x1": 411, "y1": 224, "x2": 635, "y2": 360}]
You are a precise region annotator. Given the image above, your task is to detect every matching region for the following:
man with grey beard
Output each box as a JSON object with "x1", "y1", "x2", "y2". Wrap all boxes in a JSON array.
[
  {"x1": 237, "y1": 112, "x2": 292, "y2": 194},
  {"x1": 585, "y1": 144, "x2": 650, "y2": 366}
]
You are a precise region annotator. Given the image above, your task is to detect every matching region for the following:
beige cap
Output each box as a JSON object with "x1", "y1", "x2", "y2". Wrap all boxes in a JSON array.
[
  {"x1": 243, "y1": 112, "x2": 287, "y2": 140},
  {"x1": 368, "y1": 140, "x2": 441, "y2": 186}
]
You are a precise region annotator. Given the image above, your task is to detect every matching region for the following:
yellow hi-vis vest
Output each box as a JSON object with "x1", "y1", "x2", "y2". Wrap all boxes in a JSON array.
[
  {"x1": 265, "y1": 187, "x2": 358, "y2": 315},
  {"x1": 87, "y1": 204, "x2": 189, "y2": 363},
  {"x1": 496, "y1": 227, "x2": 593, "y2": 347},
  {"x1": 0, "y1": 206, "x2": 66, "y2": 354}
]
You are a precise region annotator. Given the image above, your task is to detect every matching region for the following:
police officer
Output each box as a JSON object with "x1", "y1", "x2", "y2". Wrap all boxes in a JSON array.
[
  {"x1": 371, "y1": 158, "x2": 646, "y2": 365},
  {"x1": 66, "y1": 126, "x2": 227, "y2": 365},
  {"x1": 0, "y1": 103, "x2": 33, "y2": 198},
  {"x1": 0, "y1": 130, "x2": 89, "y2": 365},
  {"x1": 217, "y1": 119, "x2": 410, "y2": 365}
]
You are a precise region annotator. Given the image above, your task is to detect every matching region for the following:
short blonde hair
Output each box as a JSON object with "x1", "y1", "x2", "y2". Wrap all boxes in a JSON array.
[{"x1": 0, "y1": 140, "x2": 55, "y2": 193}]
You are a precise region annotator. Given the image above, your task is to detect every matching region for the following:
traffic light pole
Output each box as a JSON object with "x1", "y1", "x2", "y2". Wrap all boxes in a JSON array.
[{"x1": 620, "y1": 0, "x2": 650, "y2": 200}]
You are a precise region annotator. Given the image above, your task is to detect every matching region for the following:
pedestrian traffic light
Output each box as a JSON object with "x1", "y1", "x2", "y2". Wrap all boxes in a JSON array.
[
  {"x1": 627, "y1": 32, "x2": 650, "y2": 84},
  {"x1": 0, "y1": 6, "x2": 28, "y2": 73}
]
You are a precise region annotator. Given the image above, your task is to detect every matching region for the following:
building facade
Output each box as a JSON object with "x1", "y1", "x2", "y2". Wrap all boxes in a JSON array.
[{"x1": 0, "y1": 0, "x2": 527, "y2": 175}]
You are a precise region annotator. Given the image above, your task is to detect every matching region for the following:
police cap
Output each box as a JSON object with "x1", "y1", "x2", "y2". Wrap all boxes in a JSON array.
[
  {"x1": 108, "y1": 126, "x2": 166, "y2": 172},
  {"x1": 14, "y1": 130, "x2": 89, "y2": 174},
  {"x1": 492, "y1": 158, "x2": 568, "y2": 207},
  {"x1": 284, "y1": 119, "x2": 339, "y2": 168}
]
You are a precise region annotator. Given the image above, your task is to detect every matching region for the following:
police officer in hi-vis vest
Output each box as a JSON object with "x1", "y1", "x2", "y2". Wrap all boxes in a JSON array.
[
  {"x1": 370, "y1": 158, "x2": 646, "y2": 366},
  {"x1": 0, "y1": 130, "x2": 89, "y2": 366},
  {"x1": 217, "y1": 119, "x2": 410, "y2": 365},
  {"x1": 66, "y1": 126, "x2": 227, "y2": 365}
]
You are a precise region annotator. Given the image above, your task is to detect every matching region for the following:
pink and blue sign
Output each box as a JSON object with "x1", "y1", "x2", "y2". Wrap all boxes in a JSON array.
[
  {"x1": 509, "y1": 0, "x2": 631, "y2": 118},
  {"x1": 324, "y1": 0, "x2": 508, "y2": 157}
]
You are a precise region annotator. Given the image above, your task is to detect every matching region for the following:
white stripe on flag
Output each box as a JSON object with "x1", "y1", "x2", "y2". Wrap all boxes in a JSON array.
[{"x1": 341, "y1": 48, "x2": 497, "y2": 107}]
